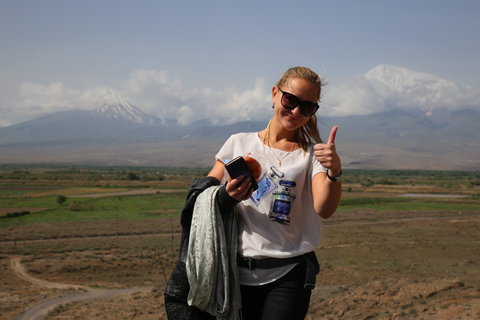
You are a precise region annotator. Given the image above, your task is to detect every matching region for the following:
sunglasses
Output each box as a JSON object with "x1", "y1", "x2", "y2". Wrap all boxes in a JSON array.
[{"x1": 277, "y1": 87, "x2": 319, "y2": 117}]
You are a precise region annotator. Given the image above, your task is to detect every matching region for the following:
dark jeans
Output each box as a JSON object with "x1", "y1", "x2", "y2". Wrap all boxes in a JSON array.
[{"x1": 239, "y1": 263, "x2": 312, "y2": 320}]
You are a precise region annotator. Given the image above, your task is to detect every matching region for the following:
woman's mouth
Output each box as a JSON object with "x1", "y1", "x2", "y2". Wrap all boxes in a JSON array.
[{"x1": 287, "y1": 114, "x2": 298, "y2": 122}]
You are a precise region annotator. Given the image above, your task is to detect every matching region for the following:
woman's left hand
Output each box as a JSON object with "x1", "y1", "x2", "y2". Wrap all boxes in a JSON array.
[
  {"x1": 314, "y1": 126, "x2": 342, "y2": 176},
  {"x1": 225, "y1": 175, "x2": 254, "y2": 201}
]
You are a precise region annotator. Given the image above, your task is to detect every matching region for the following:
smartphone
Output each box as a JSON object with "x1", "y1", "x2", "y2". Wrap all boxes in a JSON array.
[{"x1": 225, "y1": 156, "x2": 259, "y2": 191}]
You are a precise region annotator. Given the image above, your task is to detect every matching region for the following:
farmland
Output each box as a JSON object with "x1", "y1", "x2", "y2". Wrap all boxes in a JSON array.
[{"x1": 1, "y1": 166, "x2": 480, "y2": 319}]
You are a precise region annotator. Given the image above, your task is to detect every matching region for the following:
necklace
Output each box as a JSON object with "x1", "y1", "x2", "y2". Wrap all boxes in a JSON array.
[{"x1": 268, "y1": 138, "x2": 296, "y2": 167}]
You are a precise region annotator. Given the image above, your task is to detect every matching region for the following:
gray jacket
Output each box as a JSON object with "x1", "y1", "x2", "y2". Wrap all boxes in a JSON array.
[{"x1": 187, "y1": 185, "x2": 240, "y2": 319}]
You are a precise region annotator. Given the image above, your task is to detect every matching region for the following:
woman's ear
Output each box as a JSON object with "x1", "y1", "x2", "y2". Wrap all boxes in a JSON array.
[{"x1": 271, "y1": 86, "x2": 278, "y2": 104}]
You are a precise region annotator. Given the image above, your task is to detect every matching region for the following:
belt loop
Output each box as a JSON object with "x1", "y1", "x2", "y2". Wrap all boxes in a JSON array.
[
  {"x1": 239, "y1": 255, "x2": 256, "y2": 270},
  {"x1": 247, "y1": 258, "x2": 255, "y2": 270}
]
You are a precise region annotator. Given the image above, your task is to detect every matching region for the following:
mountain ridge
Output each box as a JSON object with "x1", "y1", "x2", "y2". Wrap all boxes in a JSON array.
[
  {"x1": 0, "y1": 107, "x2": 478, "y2": 169},
  {"x1": 0, "y1": 66, "x2": 479, "y2": 169}
]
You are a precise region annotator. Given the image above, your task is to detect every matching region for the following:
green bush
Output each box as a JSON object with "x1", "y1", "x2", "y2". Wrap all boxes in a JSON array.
[
  {"x1": 377, "y1": 179, "x2": 398, "y2": 185},
  {"x1": 361, "y1": 179, "x2": 375, "y2": 187},
  {"x1": 127, "y1": 172, "x2": 140, "y2": 181},
  {"x1": 57, "y1": 195, "x2": 67, "y2": 205},
  {"x1": 1, "y1": 211, "x2": 31, "y2": 219}
]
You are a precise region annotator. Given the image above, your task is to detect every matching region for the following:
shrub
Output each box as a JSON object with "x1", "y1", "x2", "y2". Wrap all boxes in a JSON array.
[
  {"x1": 127, "y1": 172, "x2": 140, "y2": 181},
  {"x1": 377, "y1": 179, "x2": 397, "y2": 185},
  {"x1": 361, "y1": 179, "x2": 374, "y2": 187},
  {"x1": 68, "y1": 203, "x2": 81, "y2": 211},
  {"x1": 1, "y1": 211, "x2": 30, "y2": 219},
  {"x1": 57, "y1": 195, "x2": 67, "y2": 205},
  {"x1": 67, "y1": 202, "x2": 95, "y2": 212}
]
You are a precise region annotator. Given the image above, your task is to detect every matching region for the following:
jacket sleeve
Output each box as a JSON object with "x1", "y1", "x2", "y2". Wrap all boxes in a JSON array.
[
  {"x1": 216, "y1": 184, "x2": 240, "y2": 216},
  {"x1": 164, "y1": 176, "x2": 219, "y2": 320}
]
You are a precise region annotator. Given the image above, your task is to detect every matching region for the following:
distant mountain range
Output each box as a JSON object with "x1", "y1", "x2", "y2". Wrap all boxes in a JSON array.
[{"x1": 0, "y1": 66, "x2": 479, "y2": 170}]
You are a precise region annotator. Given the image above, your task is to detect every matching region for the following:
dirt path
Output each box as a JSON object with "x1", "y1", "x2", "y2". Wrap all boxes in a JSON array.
[
  {"x1": 69, "y1": 188, "x2": 185, "y2": 198},
  {"x1": 11, "y1": 256, "x2": 88, "y2": 290},
  {"x1": 10, "y1": 256, "x2": 152, "y2": 320}
]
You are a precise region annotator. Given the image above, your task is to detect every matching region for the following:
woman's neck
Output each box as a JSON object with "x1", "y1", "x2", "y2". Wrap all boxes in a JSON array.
[{"x1": 260, "y1": 118, "x2": 299, "y2": 151}]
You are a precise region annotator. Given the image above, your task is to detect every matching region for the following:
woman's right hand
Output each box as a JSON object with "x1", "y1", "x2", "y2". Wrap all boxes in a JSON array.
[{"x1": 225, "y1": 175, "x2": 253, "y2": 201}]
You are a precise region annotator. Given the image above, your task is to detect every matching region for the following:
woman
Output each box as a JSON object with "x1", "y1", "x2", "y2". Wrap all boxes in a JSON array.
[{"x1": 207, "y1": 66, "x2": 342, "y2": 319}]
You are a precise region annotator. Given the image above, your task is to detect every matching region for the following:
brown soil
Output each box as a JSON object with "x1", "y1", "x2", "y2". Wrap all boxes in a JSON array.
[
  {"x1": 10, "y1": 256, "x2": 89, "y2": 290},
  {"x1": 6, "y1": 256, "x2": 153, "y2": 320},
  {"x1": 1, "y1": 210, "x2": 480, "y2": 320}
]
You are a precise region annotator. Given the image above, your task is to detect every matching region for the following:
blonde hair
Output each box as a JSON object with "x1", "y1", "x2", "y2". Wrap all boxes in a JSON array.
[{"x1": 265, "y1": 66, "x2": 326, "y2": 153}]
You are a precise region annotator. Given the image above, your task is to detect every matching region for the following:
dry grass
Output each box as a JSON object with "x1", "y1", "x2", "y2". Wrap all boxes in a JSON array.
[
  {"x1": 1, "y1": 208, "x2": 480, "y2": 320},
  {"x1": 1, "y1": 174, "x2": 479, "y2": 319}
]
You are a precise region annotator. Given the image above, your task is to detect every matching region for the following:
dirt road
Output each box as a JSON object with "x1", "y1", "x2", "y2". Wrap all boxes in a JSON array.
[
  {"x1": 69, "y1": 188, "x2": 184, "y2": 198},
  {"x1": 11, "y1": 256, "x2": 87, "y2": 290},
  {"x1": 10, "y1": 256, "x2": 152, "y2": 320}
]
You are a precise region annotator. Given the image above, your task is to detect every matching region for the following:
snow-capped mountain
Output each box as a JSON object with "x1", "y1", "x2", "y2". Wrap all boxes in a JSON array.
[
  {"x1": 93, "y1": 90, "x2": 160, "y2": 125},
  {"x1": 365, "y1": 64, "x2": 459, "y2": 95},
  {"x1": 364, "y1": 65, "x2": 476, "y2": 110},
  {"x1": 0, "y1": 65, "x2": 478, "y2": 169}
]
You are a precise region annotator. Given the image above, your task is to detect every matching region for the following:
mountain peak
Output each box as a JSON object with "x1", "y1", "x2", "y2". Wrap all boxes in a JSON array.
[
  {"x1": 365, "y1": 64, "x2": 457, "y2": 93},
  {"x1": 93, "y1": 90, "x2": 159, "y2": 124},
  {"x1": 364, "y1": 65, "x2": 462, "y2": 113}
]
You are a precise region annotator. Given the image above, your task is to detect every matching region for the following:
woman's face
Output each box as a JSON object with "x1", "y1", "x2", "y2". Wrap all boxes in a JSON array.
[{"x1": 272, "y1": 77, "x2": 319, "y2": 132}]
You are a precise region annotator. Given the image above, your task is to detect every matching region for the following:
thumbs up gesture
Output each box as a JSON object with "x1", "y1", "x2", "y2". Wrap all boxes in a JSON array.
[{"x1": 314, "y1": 126, "x2": 342, "y2": 176}]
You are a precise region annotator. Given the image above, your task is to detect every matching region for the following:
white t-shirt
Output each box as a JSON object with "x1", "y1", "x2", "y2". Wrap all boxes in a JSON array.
[{"x1": 215, "y1": 132, "x2": 327, "y2": 285}]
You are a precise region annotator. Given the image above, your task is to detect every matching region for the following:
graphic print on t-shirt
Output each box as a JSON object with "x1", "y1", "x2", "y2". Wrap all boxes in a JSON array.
[
  {"x1": 250, "y1": 165, "x2": 284, "y2": 205},
  {"x1": 268, "y1": 179, "x2": 296, "y2": 225},
  {"x1": 250, "y1": 165, "x2": 297, "y2": 225}
]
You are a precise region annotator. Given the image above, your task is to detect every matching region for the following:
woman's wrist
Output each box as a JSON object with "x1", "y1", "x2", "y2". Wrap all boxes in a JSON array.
[
  {"x1": 216, "y1": 184, "x2": 240, "y2": 212},
  {"x1": 326, "y1": 169, "x2": 342, "y2": 182}
]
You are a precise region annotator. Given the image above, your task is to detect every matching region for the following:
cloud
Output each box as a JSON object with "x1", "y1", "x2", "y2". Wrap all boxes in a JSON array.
[
  {"x1": 177, "y1": 106, "x2": 196, "y2": 126},
  {"x1": 17, "y1": 82, "x2": 112, "y2": 116},
  {"x1": 2, "y1": 66, "x2": 479, "y2": 128},
  {"x1": 123, "y1": 69, "x2": 183, "y2": 98},
  {"x1": 121, "y1": 70, "x2": 272, "y2": 125},
  {"x1": 1, "y1": 69, "x2": 273, "y2": 127},
  {"x1": 0, "y1": 83, "x2": 104, "y2": 126},
  {"x1": 321, "y1": 76, "x2": 387, "y2": 116},
  {"x1": 321, "y1": 68, "x2": 480, "y2": 117},
  {"x1": 204, "y1": 78, "x2": 272, "y2": 125}
]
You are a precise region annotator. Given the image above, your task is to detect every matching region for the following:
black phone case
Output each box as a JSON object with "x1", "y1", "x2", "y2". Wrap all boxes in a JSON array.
[{"x1": 225, "y1": 156, "x2": 259, "y2": 191}]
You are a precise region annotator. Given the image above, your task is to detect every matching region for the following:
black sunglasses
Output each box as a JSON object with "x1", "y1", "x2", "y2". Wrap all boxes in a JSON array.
[{"x1": 277, "y1": 87, "x2": 319, "y2": 117}]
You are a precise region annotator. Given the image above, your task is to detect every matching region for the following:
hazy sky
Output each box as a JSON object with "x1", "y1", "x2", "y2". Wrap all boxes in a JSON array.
[{"x1": 1, "y1": 0, "x2": 479, "y2": 127}]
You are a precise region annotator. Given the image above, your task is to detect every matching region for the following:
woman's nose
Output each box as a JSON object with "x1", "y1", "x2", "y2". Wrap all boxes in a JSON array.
[{"x1": 291, "y1": 105, "x2": 302, "y2": 116}]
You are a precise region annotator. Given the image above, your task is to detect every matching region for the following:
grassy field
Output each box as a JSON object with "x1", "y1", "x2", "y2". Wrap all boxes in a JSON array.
[{"x1": 1, "y1": 167, "x2": 480, "y2": 319}]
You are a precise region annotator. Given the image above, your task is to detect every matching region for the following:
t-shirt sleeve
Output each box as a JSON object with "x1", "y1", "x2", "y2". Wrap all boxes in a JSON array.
[
  {"x1": 215, "y1": 134, "x2": 241, "y2": 184},
  {"x1": 215, "y1": 134, "x2": 236, "y2": 164},
  {"x1": 310, "y1": 146, "x2": 328, "y2": 179}
]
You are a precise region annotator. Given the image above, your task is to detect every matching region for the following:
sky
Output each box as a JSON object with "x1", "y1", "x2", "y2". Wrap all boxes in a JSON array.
[{"x1": 1, "y1": 0, "x2": 480, "y2": 127}]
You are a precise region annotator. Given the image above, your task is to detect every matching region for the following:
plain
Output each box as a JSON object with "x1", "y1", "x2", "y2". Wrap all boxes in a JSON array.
[{"x1": 1, "y1": 166, "x2": 479, "y2": 319}]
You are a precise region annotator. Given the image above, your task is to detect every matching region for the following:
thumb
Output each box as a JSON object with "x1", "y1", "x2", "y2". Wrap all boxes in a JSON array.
[{"x1": 327, "y1": 126, "x2": 338, "y2": 144}]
